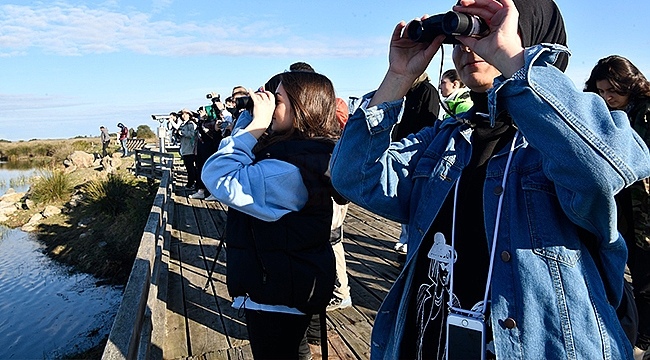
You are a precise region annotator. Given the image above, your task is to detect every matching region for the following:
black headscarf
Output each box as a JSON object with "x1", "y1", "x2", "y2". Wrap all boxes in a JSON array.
[
  {"x1": 469, "y1": 0, "x2": 568, "y2": 114},
  {"x1": 456, "y1": 0, "x2": 568, "y2": 72},
  {"x1": 514, "y1": 0, "x2": 568, "y2": 71}
]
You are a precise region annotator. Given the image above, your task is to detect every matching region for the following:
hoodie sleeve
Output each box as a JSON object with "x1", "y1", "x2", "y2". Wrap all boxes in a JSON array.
[{"x1": 201, "y1": 127, "x2": 308, "y2": 222}]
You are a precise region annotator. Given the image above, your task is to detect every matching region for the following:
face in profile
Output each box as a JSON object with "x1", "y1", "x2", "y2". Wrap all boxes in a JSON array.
[
  {"x1": 439, "y1": 77, "x2": 458, "y2": 97},
  {"x1": 452, "y1": 44, "x2": 502, "y2": 93},
  {"x1": 595, "y1": 79, "x2": 630, "y2": 110},
  {"x1": 271, "y1": 83, "x2": 295, "y2": 133}
]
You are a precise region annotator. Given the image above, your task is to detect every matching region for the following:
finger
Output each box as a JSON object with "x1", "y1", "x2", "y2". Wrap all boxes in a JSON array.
[
  {"x1": 453, "y1": 0, "x2": 505, "y2": 18},
  {"x1": 392, "y1": 21, "x2": 406, "y2": 41},
  {"x1": 424, "y1": 34, "x2": 445, "y2": 60},
  {"x1": 452, "y1": 5, "x2": 502, "y2": 23}
]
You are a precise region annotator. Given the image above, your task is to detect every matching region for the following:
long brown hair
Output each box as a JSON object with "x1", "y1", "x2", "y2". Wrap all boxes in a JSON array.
[
  {"x1": 256, "y1": 71, "x2": 340, "y2": 150},
  {"x1": 584, "y1": 55, "x2": 650, "y2": 102}
]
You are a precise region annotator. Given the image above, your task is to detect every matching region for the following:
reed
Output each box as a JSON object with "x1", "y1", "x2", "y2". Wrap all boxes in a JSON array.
[{"x1": 30, "y1": 168, "x2": 74, "y2": 203}]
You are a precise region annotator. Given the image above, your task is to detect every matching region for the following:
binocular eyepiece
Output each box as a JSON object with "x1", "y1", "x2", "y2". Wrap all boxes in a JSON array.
[{"x1": 406, "y1": 11, "x2": 489, "y2": 44}]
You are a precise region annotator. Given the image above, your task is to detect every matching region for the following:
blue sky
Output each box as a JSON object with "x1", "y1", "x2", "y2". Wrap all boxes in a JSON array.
[{"x1": 1, "y1": 1, "x2": 649, "y2": 141}]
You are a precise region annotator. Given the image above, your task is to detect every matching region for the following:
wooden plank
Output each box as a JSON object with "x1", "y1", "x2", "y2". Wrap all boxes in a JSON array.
[
  {"x1": 164, "y1": 228, "x2": 190, "y2": 358},
  {"x1": 175, "y1": 193, "x2": 232, "y2": 356},
  {"x1": 325, "y1": 308, "x2": 372, "y2": 359},
  {"x1": 339, "y1": 237, "x2": 399, "y2": 301},
  {"x1": 309, "y1": 330, "x2": 357, "y2": 360},
  {"x1": 190, "y1": 197, "x2": 249, "y2": 348}
]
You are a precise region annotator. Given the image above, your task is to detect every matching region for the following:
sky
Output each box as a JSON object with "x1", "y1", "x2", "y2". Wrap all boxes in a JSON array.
[{"x1": 1, "y1": 1, "x2": 649, "y2": 141}]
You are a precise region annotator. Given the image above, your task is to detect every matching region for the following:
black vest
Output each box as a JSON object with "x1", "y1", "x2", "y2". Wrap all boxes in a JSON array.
[{"x1": 226, "y1": 138, "x2": 336, "y2": 314}]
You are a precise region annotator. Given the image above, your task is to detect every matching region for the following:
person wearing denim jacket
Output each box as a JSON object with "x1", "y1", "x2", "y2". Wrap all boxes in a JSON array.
[{"x1": 330, "y1": 0, "x2": 650, "y2": 358}]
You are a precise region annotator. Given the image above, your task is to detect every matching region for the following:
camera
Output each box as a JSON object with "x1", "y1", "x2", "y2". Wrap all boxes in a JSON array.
[
  {"x1": 151, "y1": 114, "x2": 171, "y2": 123},
  {"x1": 406, "y1": 11, "x2": 488, "y2": 44},
  {"x1": 206, "y1": 92, "x2": 221, "y2": 100},
  {"x1": 235, "y1": 96, "x2": 253, "y2": 112}
]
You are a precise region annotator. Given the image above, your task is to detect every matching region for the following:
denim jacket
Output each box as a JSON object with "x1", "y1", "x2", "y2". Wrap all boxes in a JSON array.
[{"x1": 330, "y1": 45, "x2": 650, "y2": 359}]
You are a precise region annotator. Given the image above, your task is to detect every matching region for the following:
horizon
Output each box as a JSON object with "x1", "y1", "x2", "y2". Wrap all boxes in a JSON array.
[{"x1": 1, "y1": 1, "x2": 649, "y2": 141}]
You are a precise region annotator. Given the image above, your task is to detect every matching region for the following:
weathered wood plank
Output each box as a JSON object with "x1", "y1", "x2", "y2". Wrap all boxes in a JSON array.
[
  {"x1": 191, "y1": 198, "x2": 249, "y2": 348},
  {"x1": 175, "y1": 193, "x2": 231, "y2": 356},
  {"x1": 165, "y1": 229, "x2": 190, "y2": 358}
]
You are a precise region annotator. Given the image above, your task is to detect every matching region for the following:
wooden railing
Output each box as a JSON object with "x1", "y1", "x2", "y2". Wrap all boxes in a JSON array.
[
  {"x1": 134, "y1": 149, "x2": 175, "y2": 180},
  {"x1": 102, "y1": 155, "x2": 174, "y2": 360}
]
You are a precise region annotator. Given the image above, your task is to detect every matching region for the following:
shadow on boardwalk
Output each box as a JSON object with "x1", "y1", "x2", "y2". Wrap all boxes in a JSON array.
[{"x1": 163, "y1": 169, "x2": 403, "y2": 359}]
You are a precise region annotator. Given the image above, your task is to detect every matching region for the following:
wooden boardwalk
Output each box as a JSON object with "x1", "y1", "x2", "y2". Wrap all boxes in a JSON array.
[{"x1": 163, "y1": 171, "x2": 404, "y2": 359}]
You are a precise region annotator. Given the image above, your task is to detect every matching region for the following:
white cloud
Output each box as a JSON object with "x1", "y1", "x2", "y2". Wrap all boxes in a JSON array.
[{"x1": 0, "y1": 3, "x2": 384, "y2": 58}]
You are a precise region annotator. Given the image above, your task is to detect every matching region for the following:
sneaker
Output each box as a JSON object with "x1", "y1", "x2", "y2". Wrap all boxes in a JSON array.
[
  {"x1": 394, "y1": 242, "x2": 407, "y2": 254},
  {"x1": 326, "y1": 296, "x2": 352, "y2": 312},
  {"x1": 204, "y1": 194, "x2": 218, "y2": 201},
  {"x1": 189, "y1": 190, "x2": 205, "y2": 199}
]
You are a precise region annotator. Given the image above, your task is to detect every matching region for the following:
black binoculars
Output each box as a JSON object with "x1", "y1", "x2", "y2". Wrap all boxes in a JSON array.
[{"x1": 406, "y1": 11, "x2": 489, "y2": 44}]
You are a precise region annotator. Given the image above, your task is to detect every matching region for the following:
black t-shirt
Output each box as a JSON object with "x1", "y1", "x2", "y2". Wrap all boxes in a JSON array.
[{"x1": 399, "y1": 108, "x2": 516, "y2": 359}]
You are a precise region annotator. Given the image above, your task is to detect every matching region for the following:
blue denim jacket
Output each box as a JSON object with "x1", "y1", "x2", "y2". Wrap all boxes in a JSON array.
[{"x1": 330, "y1": 45, "x2": 650, "y2": 359}]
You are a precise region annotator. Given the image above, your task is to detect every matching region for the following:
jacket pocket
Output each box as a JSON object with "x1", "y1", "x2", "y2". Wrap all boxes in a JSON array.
[{"x1": 521, "y1": 174, "x2": 582, "y2": 267}]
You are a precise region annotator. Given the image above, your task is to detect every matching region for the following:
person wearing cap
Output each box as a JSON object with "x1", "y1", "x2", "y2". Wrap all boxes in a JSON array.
[
  {"x1": 330, "y1": 0, "x2": 648, "y2": 358},
  {"x1": 117, "y1": 122, "x2": 129, "y2": 157}
]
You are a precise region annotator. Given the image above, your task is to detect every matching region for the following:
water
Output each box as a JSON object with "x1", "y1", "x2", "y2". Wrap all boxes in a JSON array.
[
  {"x1": 0, "y1": 167, "x2": 124, "y2": 359},
  {"x1": 0, "y1": 164, "x2": 35, "y2": 195}
]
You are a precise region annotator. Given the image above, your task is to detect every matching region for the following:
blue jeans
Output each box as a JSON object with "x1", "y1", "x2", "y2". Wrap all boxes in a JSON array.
[{"x1": 120, "y1": 139, "x2": 128, "y2": 156}]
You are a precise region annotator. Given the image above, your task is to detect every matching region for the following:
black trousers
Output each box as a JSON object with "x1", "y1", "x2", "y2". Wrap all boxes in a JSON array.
[
  {"x1": 102, "y1": 141, "x2": 109, "y2": 157},
  {"x1": 182, "y1": 154, "x2": 197, "y2": 187},
  {"x1": 627, "y1": 238, "x2": 650, "y2": 349},
  {"x1": 245, "y1": 309, "x2": 311, "y2": 360},
  {"x1": 195, "y1": 140, "x2": 219, "y2": 194}
]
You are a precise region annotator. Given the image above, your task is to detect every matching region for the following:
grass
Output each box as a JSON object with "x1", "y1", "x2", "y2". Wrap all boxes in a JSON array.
[
  {"x1": 83, "y1": 173, "x2": 137, "y2": 216},
  {"x1": 36, "y1": 170, "x2": 158, "y2": 283},
  {"x1": 30, "y1": 168, "x2": 75, "y2": 203},
  {"x1": 9, "y1": 174, "x2": 31, "y2": 187}
]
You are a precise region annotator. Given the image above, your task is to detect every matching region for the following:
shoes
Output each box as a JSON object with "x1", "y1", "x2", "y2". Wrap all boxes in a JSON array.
[
  {"x1": 394, "y1": 242, "x2": 407, "y2": 254},
  {"x1": 189, "y1": 190, "x2": 205, "y2": 199},
  {"x1": 204, "y1": 194, "x2": 218, "y2": 201},
  {"x1": 326, "y1": 296, "x2": 352, "y2": 312},
  {"x1": 633, "y1": 346, "x2": 649, "y2": 360}
]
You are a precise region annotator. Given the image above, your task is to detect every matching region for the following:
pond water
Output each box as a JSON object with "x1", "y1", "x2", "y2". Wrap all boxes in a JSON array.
[
  {"x1": 0, "y1": 167, "x2": 124, "y2": 359},
  {"x1": 0, "y1": 163, "x2": 35, "y2": 194}
]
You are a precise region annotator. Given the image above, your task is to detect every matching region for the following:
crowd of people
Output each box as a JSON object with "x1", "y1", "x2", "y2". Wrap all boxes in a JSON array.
[
  {"x1": 160, "y1": 89, "x2": 246, "y2": 200},
  {"x1": 164, "y1": 1, "x2": 650, "y2": 358}
]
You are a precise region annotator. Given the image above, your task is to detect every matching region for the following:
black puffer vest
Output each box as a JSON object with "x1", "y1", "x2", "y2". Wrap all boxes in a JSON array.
[{"x1": 226, "y1": 138, "x2": 337, "y2": 314}]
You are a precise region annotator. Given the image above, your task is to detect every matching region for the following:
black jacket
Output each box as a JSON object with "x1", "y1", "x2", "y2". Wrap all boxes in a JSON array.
[
  {"x1": 226, "y1": 138, "x2": 337, "y2": 314},
  {"x1": 391, "y1": 79, "x2": 440, "y2": 141}
]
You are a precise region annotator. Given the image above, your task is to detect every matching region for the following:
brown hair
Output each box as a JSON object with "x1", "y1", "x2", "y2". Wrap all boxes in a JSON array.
[
  {"x1": 256, "y1": 71, "x2": 339, "y2": 150},
  {"x1": 442, "y1": 69, "x2": 464, "y2": 87},
  {"x1": 584, "y1": 55, "x2": 650, "y2": 101}
]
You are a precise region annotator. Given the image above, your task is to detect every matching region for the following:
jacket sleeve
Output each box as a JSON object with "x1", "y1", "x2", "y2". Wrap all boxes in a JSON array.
[
  {"x1": 493, "y1": 44, "x2": 650, "y2": 246},
  {"x1": 201, "y1": 128, "x2": 308, "y2": 222},
  {"x1": 330, "y1": 97, "x2": 435, "y2": 223}
]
